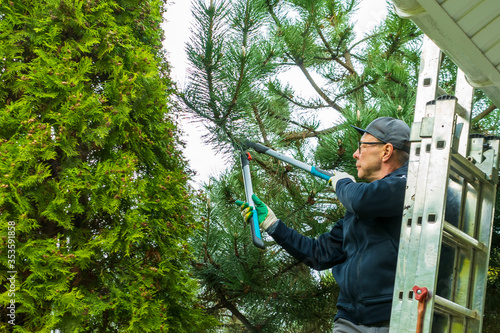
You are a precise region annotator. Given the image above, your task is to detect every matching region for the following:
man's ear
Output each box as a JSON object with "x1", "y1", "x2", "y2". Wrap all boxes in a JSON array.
[{"x1": 381, "y1": 143, "x2": 394, "y2": 162}]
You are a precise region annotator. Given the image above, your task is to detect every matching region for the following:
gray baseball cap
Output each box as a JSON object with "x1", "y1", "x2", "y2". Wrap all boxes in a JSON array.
[{"x1": 351, "y1": 117, "x2": 410, "y2": 153}]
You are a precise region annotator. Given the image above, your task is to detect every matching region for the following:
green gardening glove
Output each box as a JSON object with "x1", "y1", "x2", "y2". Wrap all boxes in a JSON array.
[{"x1": 235, "y1": 194, "x2": 278, "y2": 230}]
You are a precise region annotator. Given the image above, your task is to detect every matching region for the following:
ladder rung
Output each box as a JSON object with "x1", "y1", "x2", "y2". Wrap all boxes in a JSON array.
[
  {"x1": 434, "y1": 295, "x2": 479, "y2": 320},
  {"x1": 437, "y1": 86, "x2": 447, "y2": 97},
  {"x1": 443, "y1": 222, "x2": 487, "y2": 252}
]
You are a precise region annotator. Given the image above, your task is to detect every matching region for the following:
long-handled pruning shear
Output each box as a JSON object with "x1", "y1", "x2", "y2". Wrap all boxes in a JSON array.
[
  {"x1": 240, "y1": 150, "x2": 265, "y2": 249},
  {"x1": 239, "y1": 141, "x2": 334, "y2": 249}
]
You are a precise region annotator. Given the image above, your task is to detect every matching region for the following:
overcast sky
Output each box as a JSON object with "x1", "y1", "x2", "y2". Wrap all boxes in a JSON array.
[{"x1": 162, "y1": 0, "x2": 389, "y2": 186}]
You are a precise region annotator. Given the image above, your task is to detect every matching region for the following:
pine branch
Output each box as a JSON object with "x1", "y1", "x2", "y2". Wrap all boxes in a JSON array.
[
  {"x1": 265, "y1": 1, "x2": 345, "y2": 113},
  {"x1": 332, "y1": 79, "x2": 378, "y2": 104},
  {"x1": 348, "y1": 32, "x2": 382, "y2": 52},
  {"x1": 260, "y1": 105, "x2": 320, "y2": 134},
  {"x1": 283, "y1": 124, "x2": 340, "y2": 141},
  {"x1": 316, "y1": 26, "x2": 356, "y2": 75},
  {"x1": 295, "y1": 58, "x2": 345, "y2": 113},
  {"x1": 272, "y1": 86, "x2": 329, "y2": 109},
  {"x1": 252, "y1": 102, "x2": 270, "y2": 144},
  {"x1": 275, "y1": 260, "x2": 302, "y2": 280},
  {"x1": 204, "y1": 3, "x2": 221, "y2": 120},
  {"x1": 252, "y1": 155, "x2": 303, "y2": 198},
  {"x1": 223, "y1": 24, "x2": 250, "y2": 124},
  {"x1": 223, "y1": 299, "x2": 260, "y2": 333},
  {"x1": 209, "y1": 278, "x2": 260, "y2": 332},
  {"x1": 343, "y1": 51, "x2": 355, "y2": 74}
]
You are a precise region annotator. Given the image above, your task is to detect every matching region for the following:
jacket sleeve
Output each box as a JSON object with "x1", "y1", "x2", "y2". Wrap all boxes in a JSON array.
[
  {"x1": 335, "y1": 175, "x2": 407, "y2": 220},
  {"x1": 267, "y1": 219, "x2": 346, "y2": 271}
]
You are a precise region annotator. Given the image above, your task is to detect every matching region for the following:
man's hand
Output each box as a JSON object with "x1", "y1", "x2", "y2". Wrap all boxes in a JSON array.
[
  {"x1": 329, "y1": 172, "x2": 356, "y2": 191},
  {"x1": 235, "y1": 194, "x2": 277, "y2": 230}
]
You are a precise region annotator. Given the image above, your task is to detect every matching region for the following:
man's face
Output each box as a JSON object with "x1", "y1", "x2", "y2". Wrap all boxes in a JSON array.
[{"x1": 352, "y1": 133, "x2": 387, "y2": 182}]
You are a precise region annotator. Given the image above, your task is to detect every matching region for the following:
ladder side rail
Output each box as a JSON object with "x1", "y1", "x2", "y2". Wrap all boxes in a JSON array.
[
  {"x1": 412, "y1": 98, "x2": 457, "y2": 332},
  {"x1": 390, "y1": 138, "x2": 432, "y2": 332},
  {"x1": 390, "y1": 35, "x2": 443, "y2": 333},
  {"x1": 391, "y1": 109, "x2": 444, "y2": 331},
  {"x1": 454, "y1": 69, "x2": 474, "y2": 157},
  {"x1": 414, "y1": 35, "x2": 442, "y2": 120}
]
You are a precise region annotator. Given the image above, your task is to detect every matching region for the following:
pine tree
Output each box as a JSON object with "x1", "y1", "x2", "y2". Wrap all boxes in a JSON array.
[
  {"x1": 0, "y1": 0, "x2": 215, "y2": 331},
  {"x1": 180, "y1": 0, "x2": 500, "y2": 331}
]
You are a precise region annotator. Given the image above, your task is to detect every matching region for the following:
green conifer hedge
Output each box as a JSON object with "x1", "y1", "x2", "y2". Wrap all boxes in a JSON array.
[{"x1": 0, "y1": 0, "x2": 215, "y2": 331}]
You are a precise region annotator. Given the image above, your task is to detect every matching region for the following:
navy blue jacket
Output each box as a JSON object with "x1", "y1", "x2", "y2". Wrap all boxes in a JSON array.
[{"x1": 267, "y1": 163, "x2": 408, "y2": 325}]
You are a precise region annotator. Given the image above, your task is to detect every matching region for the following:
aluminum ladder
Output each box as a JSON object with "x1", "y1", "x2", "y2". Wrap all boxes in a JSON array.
[{"x1": 389, "y1": 35, "x2": 500, "y2": 332}]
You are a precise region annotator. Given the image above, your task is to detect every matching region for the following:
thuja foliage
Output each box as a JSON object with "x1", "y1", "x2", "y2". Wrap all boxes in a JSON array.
[
  {"x1": 180, "y1": 0, "x2": 500, "y2": 331},
  {"x1": 0, "y1": 0, "x2": 215, "y2": 331}
]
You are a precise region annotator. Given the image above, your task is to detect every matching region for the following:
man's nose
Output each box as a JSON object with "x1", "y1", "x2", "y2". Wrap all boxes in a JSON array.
[{"x1": 353, "y1": 149, "x2": 360, "y2": 159}]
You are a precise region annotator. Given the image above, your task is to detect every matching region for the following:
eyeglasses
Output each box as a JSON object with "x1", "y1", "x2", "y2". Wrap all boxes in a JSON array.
[{"x1": 357, "y1": 141, "x2": 386, "y2": 153}]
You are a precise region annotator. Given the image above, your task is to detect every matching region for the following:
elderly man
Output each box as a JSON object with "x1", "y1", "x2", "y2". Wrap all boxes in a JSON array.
[{"x1": 239, "y1": 117, "x2": 411, "y2": 332}]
